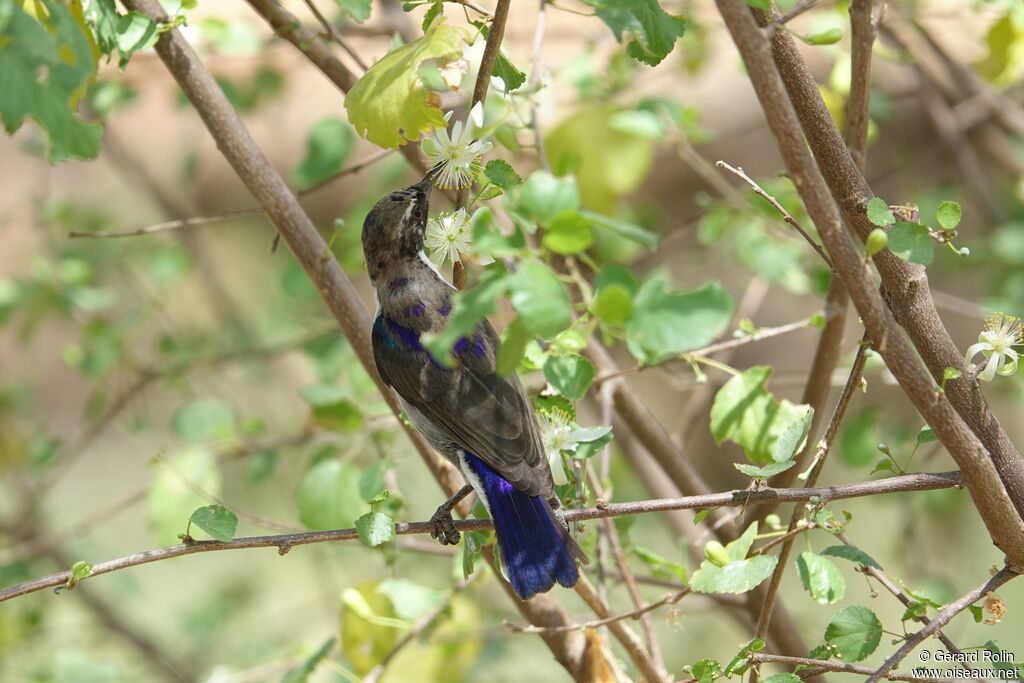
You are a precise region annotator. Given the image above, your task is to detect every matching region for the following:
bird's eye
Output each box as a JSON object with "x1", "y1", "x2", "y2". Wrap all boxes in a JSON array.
[{"x1": 388, "y1": 193, "x2": 405, "y2": 203}]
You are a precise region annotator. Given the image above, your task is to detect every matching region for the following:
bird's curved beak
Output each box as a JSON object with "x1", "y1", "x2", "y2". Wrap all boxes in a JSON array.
[{"x1": 415, "y1": 164, "x2": 441, "y2": 196}]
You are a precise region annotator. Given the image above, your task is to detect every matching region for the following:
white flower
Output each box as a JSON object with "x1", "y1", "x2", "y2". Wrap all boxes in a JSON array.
[
  {"x1": 539, "y1": 409, "x2": 579, "y2": 486},
  {"x1": 425, "y1": 208, "x2": 472, "y2": 266},
  {"x1": 421, "y1": 101, "x2": 492, "y2": 190},
  {"x1": 965, "y1": 313, "x2": 1022, "y2": 381}
]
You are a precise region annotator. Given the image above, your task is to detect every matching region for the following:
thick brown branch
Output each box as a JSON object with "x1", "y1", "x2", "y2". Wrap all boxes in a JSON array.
[
  {"x1": 715, "y1": 0, "x2": 1024, "y2": 570},
  {"x1": 0, "y1": 471, "x2": 961, "y2": 603},
  {"x1": 757, "y1": 3, "x2": 1024, "y2": 517}
]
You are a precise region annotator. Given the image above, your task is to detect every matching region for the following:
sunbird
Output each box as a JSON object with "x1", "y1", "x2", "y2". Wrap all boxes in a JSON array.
[{"x1": 361, "y1": 170, "x2": 584, "y2": 599}]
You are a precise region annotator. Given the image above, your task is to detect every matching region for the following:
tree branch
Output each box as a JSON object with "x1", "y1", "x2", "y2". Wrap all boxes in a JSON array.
[
  {"x1": 757, "y1": 2, "x2": 1024, "y2": 517},
  {"x1": 865, "y1": 566, "x2": 1019, "y2": 683},
  {"x1": 0, "y1": 471, "x2": 961, "y2": 603},
  {"x1": 750, "y1": 653, "x2": 946, "y2": 683},
  {"x1": 715, "y1": 0, "x2": 1024, "y2": 570}
]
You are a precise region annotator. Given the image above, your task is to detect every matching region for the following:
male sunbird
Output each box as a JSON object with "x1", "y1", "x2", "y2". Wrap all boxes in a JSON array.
[{"x1": 361, "y1": 171, "x2": 583, "y2": 599}]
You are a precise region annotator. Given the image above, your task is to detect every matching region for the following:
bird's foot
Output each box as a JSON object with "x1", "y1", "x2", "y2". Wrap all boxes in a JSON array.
[{"x1": 430, "y1": 506, "x2": 461, "y2": 545}]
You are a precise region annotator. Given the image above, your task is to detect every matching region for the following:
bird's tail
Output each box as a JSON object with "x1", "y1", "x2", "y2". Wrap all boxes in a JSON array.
[{"x1": 460, "y1": 452, "x2": 583, "y2": 600}]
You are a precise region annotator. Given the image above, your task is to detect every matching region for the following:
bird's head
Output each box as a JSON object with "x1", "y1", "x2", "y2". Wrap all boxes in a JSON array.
[{"x1": 361, "y1": 171, "x2": 435, "y2": 282}]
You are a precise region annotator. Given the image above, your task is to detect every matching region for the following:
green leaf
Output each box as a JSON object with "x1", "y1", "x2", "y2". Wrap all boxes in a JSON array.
[
  {"x1": 734, "y1": 460, "x2": 796, "y2": 479},
  {"x1": 888, "y1": 221, "x2": 934, "y2": 265},
  {"x1": 689, "y1": 555, "x2": 777, "y2": 594},
  {"x1": 293, "y1": 117, "x2": 355, "y2": 189},
  {"x1": 297, "y1": 459, "x2": 364, "y2": 530},
  {"x1": 171, "y1": 399, "x2": 236, "y2": 443},
  {"x1": 866, "y1": 197, "x2": 895, "y2": 227},
  {"x1": 798, "y1": 28, "x2": 843, "y2": 45},
  {"x1": 147, "y1": 448, "x2": 221, "y2": 545},
  {"x1": 936, "y1": 200, "x2": 962, "y2": 230},
  {"x1": 744, "y1": 0, "x2": 771, "y2": 9},
  {"x1": 377, "y1": 578, "x2": 446, "y2": 620},
  {"x1": 496, "y1": 316, "x2": 531, "y2": 376},
  {"x1": 625, "y1": 274, "x2": 734, "y2": 364},
  {"x1": 546, "y1": 106, "x2": 655, "y2": 214},
  {"x1": 543, "y1": 210, "x2": 593, "y2": 254},
  {"x1": 709, "y1": 366, "x2": 811, "y2": 465},
  {"x1": 333, "y1": 0, "x2": 372, "y2": 23},
  {"x1": 593, "y1": 283, "x2": 633, "y2": 325},
  {"x1": 280, "y1": 637, "x2": 336, "y2": 683},
  {"x1": 870, "y1": 458, "x2": 896, "y2": 475},
  {"x1": 301, "y1": 384, "x2": 363, "y2": 430},
  {"x1": 340, "y1": 584, "x2": 402, "y2": 675},
  {"x1": 583, "y1": 0, "x2": 686, "y2": 66},
  {"x1": 70, "y1": 561, "x2": 93, "y2": 580},
  {"x1": 724, "y1": 639, "x2": 766, "y2": 677},
  {"x1": 0, "y1": 0, "x2": 104, "y2": 161},
  {"x1": 356, "y1": 511, "x2": 396, "y2": 546},
  {"x1": 188, "y1": 504, "x2": 238, "y2": 542},
  {"x1": 423, "y1": 268, "x2": 509, "y2": 361},
  {"x1": 345, "y1": 19, "x2": 467, "y2": 147},
  {"x1": 484, "y1": 159, "x2": 521, "y2": 189},
  {"x1": 114, "y1": 12, "x2": 158, "y2": 69},
  {"x1": 508, "y1": 259, "x2": 572, "y2": 338},
  {"x1": 421, "y1": 1, "x2": 443, "y2": 32},
  {"x1": 824, "y1": 605, "x2": 883, "y2": 662},
  {"x1": 796, "y1": 552, "x2": 846, "y2": 604},
  {"x1": 609, "y1": 109, "x2": 664, "y2": 139},
  {"x1": 762, "y1": 675, "x2": 802, "y2": 683},
  {"x1": 820, "y1": 544, "x2": 883, "y2": 570},
  {"x1": 492, "y1": 50, "x2": 526, "y2": 92},
  {"x1": 511, "y1": 171, "x2": 580, "y2": 226},
  {"x1": 691, "y1": 658, "x2": 721, "y2": 683},
  {"x1": 917, "y1": 426, "x2": 938, "y2": 444},
  {"x1": 581, "y1": 209, "x2": 659, "y2": 249},
  {"x1": 631, "y1": 546, "x2": 687, "y2": 583},
  {"x1": 543, "y1": 354, "x2": 595, "y2": 401},
  {"x1": 771, "y1": 407, "x2": 814, "y2": 462},
  {"x1": 727, "y1": 521, "x2": 758, "y2": 561}
]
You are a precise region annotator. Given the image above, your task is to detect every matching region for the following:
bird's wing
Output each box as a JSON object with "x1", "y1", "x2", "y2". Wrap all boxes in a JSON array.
[{"x1": 372, "y1": 315, "x2": 551, "y2": 497}]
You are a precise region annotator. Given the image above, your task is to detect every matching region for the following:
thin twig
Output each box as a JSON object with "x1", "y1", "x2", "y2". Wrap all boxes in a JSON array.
[
  {"x1": 0, "y1": 471, "x2": 961, "y2": 603},
  {"x1": 754, "y1": 339, "x2": 870, "y2": 643},
  {"x1": 716, "y1": 160, "x2": 832, "y2": 268},
  {"x1": 453, "y1": 0, "x2": 493, "y2": 17},
  {"x1": 763, "y1": 0, "x2": 821, "y2": 35},
  {"x1": 587, "y1": 464, "x2": 666, "y2": 675},
  {"x1": 866, "y1": 566, "x2": 1019, "y2": 683},
  {"x1": 750, "y1": 653, "x2": 946, "y2": 683},
  {"x1": 508, "y1": 586, "x2": 689, "y2": 636},
  {"x1": 837, "y1": 531, "x2": 978, "y2": 673},
  {"x1": 301, "y1": 0, "x2": 369, "y2": 71},
  {"x1": 68, "y1": 149, "x2": 392, "y2": 239},
  {"x1": 594, "y1": 317, "x2": 813, "y2": 385}
]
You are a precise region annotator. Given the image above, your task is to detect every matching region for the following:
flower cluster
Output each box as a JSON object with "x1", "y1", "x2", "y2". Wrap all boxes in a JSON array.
[
  {"x1": 965, "y1": 312, "x2": 1022, "y2": 381},
  {"x1": 421, "y1": 102, "x2": 492, "y2": 190},
  {"x1": 424, "y1": 208, "x2": 472, "y2": 266}
]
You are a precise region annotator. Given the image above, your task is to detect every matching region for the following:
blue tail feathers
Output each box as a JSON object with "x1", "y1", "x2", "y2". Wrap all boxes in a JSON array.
[{"x1": 461, "y1": 452, "x2": 581, "y2": 600}]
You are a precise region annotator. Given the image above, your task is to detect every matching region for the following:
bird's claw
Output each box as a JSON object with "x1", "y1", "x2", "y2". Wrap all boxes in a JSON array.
[{"x1": 430, "y1": 507, "x2": 460, "y2": 546}]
